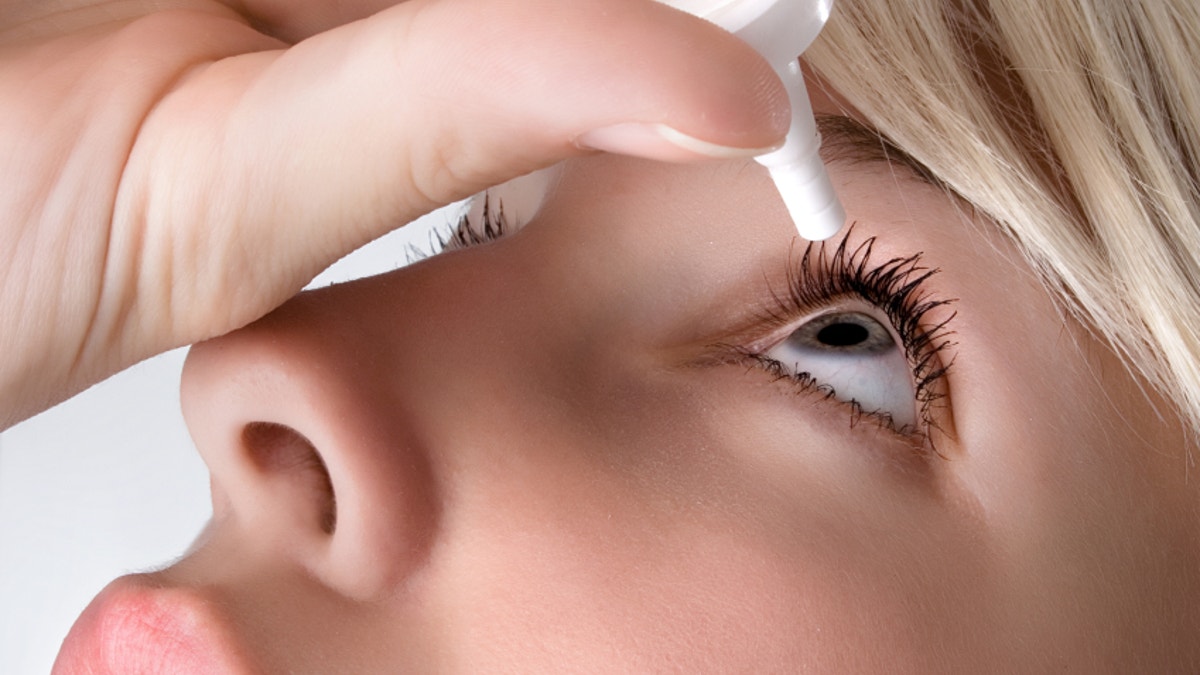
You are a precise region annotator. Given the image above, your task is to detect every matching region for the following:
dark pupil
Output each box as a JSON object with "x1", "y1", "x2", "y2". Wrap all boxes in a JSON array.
[{"x1": 816, "y1": 321, "x2": 870, "y2": 347}]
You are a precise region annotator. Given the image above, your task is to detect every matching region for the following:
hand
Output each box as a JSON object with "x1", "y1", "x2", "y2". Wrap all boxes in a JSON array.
[{"x1": 0, "y1": 0, "x2": 788, "y2": 429}]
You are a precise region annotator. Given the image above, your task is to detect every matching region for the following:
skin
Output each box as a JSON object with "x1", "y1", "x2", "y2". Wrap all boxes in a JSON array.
[
  {"x1": 59, "y1": 87, "x2": 1200, "y2": 669},
  {"x1": 9, "y1": 0, "x2": 1195, "y2": 670},
  {"x1": 0, "y1": 0, "x2": 787, "y2": 427}
]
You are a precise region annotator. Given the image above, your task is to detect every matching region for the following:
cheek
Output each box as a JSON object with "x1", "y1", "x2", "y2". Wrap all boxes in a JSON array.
[
  {"x1": 456, "y1": 359, "x2": 1005, "y2": 671},
  {"x1": 952, "y1": 273, "x2": 1147, "y2": 520},
  {"x1": 423, "y1": 524, "x2": 969, "y2": 670},
  {"x1": 947, "y1": 259, "x2": 1195, "y2": 656}
]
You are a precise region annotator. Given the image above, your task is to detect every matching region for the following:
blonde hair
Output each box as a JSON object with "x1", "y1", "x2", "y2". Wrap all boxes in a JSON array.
[{"x1": 806, "y1": 0, "x2": 1200, "y2": 436}]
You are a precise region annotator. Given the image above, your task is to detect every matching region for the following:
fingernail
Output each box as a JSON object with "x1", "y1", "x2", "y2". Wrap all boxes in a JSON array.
[{"x1": 575, "y1": 123, "x2": 780, "y2": 161}]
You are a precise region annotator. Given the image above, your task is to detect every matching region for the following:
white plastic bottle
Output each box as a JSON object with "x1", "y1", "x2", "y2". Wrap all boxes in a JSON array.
[{"x1": 658, "y1": 0, "x2": 845, "y2": 241}]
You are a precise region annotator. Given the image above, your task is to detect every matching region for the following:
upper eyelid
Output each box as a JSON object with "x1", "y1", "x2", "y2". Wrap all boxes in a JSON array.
[
  {"x1": 715, "y1": 291, "x2": 879, "y2": 354},
  {"x1": 743, "y1": 299, "x2": 902, "y2": 354},
  {"x1": 694, "y1": 234, "x2": 950, "y2": 353}
]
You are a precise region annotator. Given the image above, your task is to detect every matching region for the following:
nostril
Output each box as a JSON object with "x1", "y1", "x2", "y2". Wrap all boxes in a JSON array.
[{"x1": 241, "y1": 422, "x2": 338, "y2": 535}]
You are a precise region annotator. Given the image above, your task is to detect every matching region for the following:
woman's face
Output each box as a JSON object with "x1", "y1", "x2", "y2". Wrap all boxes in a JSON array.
[{"x1": 58, "y1": 93, "x2": 1200, "y2": 672}]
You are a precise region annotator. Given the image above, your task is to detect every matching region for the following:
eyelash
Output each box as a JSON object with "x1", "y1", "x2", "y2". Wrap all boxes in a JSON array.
[
  {"x1": 438, "y1": 204, "x2": 956, "y2": 444},
  {"x1": 396, "y1": 196, "x2": 511, "y2": 266},
  {"x1": 443, "y1": 196, "x2": 510, "y2": 251},
  {"x1": 732, "y1": 228, "x2": 957, "y2": 442}
]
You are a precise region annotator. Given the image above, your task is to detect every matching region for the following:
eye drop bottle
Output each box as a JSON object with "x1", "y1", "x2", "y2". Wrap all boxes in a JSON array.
[{"x1": 658, "y1": 0, "x2": 845, "y2": 241}]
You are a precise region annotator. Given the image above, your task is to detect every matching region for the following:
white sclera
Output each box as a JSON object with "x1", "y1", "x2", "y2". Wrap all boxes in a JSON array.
[{"x1": 765, "y1": 311, "x2": 917, "y2": 428}]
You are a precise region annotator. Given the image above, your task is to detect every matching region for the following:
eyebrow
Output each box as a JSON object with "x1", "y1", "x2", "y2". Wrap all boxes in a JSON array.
[{"x1": 816, "y1": 114, "x2": 944, "y2": 189}]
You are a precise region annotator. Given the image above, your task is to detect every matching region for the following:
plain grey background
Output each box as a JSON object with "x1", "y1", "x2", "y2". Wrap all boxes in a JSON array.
[{"x1": 0, "y1": 208, "x2": 458, "y2": 675}]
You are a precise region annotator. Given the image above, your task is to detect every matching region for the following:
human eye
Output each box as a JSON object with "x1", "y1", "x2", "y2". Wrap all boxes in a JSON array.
[{"x1": 719, "y1": 229, "x2": 956, "y2": 443}]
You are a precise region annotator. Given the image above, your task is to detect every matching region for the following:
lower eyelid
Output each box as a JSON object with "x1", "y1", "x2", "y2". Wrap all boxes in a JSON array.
[
  {"x1": 750, "y1": 352, "x2": 920, "y2": 432},
  {"x1": 695, "y1": 348, "x2": 942, "y2": 464}
]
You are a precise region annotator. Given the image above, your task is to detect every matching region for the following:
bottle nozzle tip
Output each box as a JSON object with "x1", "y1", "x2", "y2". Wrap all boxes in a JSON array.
[
  {"x1": 790, "y1": 197, "x2": 846, "y2": 241},
  {"x1": 763, "y1": 156, "x2": 846, "y2": 241}
]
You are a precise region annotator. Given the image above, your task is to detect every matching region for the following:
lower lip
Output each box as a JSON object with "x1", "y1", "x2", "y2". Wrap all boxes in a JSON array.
[{"x1": 53, "y1": 575, "x2": 255, "y2": 674}]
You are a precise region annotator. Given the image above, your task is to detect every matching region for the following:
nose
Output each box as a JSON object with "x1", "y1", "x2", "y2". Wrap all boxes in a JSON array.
[{"x1": 180, "y1": 265, "x2": 457, "y2": 600}]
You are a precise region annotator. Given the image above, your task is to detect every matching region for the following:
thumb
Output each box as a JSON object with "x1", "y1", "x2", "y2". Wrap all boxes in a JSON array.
[{"x1": 116, "y1": 0, "x2": 789, "y2": 344}]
